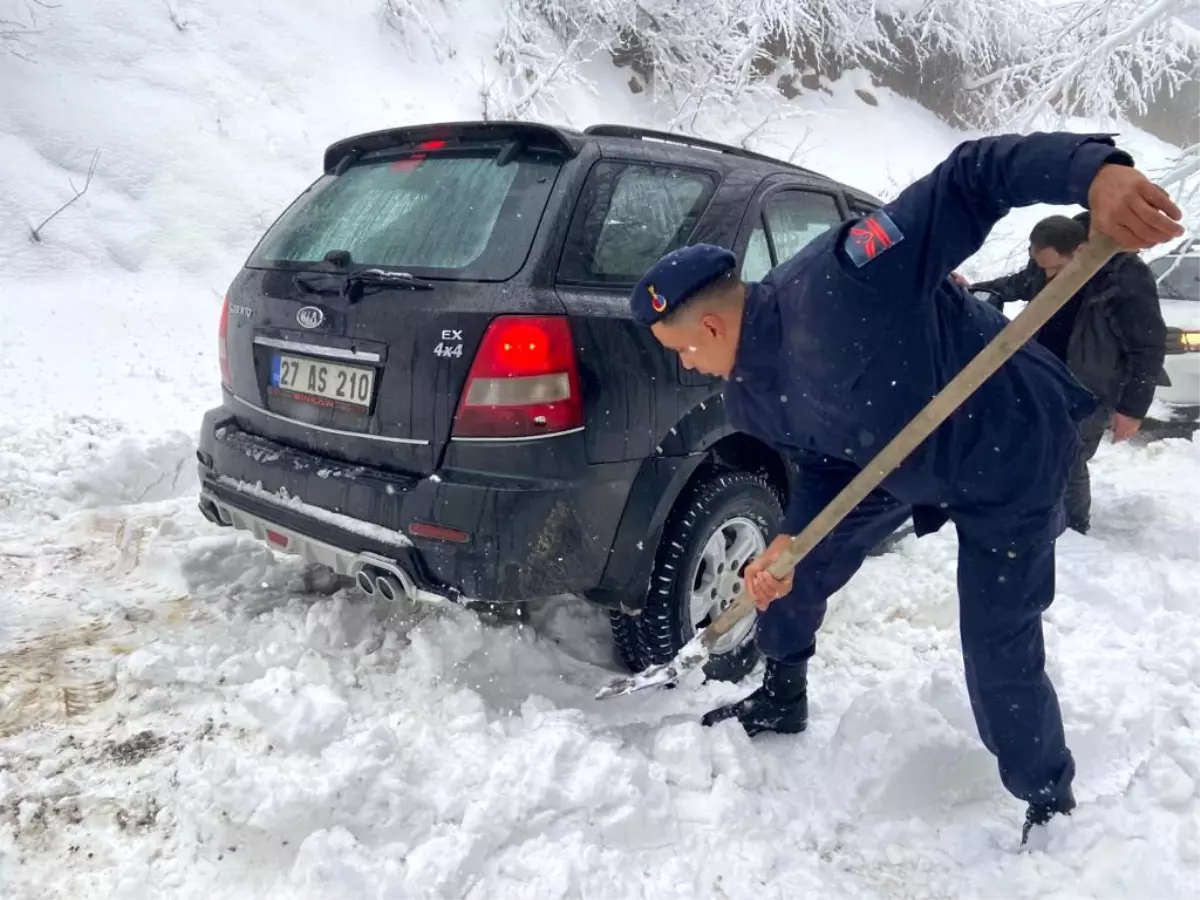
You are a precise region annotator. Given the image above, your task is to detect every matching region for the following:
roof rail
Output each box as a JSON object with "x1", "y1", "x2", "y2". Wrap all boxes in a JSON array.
[
  {"x1": 583, "y1": 124, "x2": 822, "y2": 178},
  {"x1": 323, "y1": 121, "x2": 585, "y2": 174}
]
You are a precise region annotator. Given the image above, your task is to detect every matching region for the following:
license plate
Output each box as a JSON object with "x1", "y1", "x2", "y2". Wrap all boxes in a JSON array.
[{"x1": 270, "y1": 354, "x2": 376, "y2": 408}]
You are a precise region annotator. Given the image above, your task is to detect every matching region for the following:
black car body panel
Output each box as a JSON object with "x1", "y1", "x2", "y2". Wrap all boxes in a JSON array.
[
  {"x1": 201, "y1": 407, "x2": 639, "y2": 602},
  {"x1": 198, "y1": 120, "x2": 883, "y2": 610},
  {"x1": 225, "y1": 270, "x2": 570, "y2": 477}
]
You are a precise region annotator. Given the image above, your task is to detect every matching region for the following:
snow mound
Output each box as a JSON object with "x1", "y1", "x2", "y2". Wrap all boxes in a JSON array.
[
  {"x1": 0, "y1": 418, "x2": 194, "y2": 518},
  {"x1": 830, "y1": 669, "x2": 998, "y2": 815}
]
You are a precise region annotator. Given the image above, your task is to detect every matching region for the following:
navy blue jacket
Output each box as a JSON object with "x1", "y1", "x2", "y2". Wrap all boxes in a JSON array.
[{"x1": 725, "y1": 132, "x2": 1118, "y2": 540}]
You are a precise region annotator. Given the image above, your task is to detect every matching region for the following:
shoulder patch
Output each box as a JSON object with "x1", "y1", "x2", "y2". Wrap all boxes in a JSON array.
[{"x1": 844, "y1": 209, "x2": 904, "y2": 268}]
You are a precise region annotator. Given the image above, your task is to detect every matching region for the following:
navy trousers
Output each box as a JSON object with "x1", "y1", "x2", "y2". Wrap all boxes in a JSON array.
[{"x1": 755, "y1": 489, "x2": 1075, "y2": 806}]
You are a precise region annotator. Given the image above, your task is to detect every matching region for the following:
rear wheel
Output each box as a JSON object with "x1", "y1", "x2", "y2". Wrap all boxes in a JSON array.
[{"x1": 610, "y1": 470, "x2": 782, "y2": 683}]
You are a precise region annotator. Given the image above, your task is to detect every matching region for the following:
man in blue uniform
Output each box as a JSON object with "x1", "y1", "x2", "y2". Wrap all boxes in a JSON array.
[{"x1": 628, "y1": 132, "x2": 1183, "y2": 843}]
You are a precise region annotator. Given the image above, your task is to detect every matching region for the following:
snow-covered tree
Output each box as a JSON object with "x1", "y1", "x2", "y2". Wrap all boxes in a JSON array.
[
  {"x1": 482, "y1": 0, "x2": 595, "y2": 121},
  {"x1": 966, "y1": 0, "x2": 1198, "y2": 130},
  {"x1": 477, "y1": 0, "x2": 1056, "y2": 131},
  {"x1": 467, "y1": 0, "x2": 1197, "y2": 198}
]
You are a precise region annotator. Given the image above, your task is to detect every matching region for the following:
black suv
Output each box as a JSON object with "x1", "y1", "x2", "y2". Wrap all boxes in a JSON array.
[{"x1": 196, "y1": 120, "x2": 884, "y2": 683}]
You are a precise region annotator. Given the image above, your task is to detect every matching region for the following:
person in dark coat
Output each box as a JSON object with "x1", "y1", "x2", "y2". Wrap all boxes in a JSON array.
[
  {"x1": 628, "y1": 132, "x2": 1183, "y2": 843},
  {"x1": 971, "y1": 214, "x2": 1166, "y2": 533}
]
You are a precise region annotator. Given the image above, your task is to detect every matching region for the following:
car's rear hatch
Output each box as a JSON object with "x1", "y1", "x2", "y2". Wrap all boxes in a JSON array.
[{"x1": 220, "y1": 125, "x2": 574, "y2": 476}]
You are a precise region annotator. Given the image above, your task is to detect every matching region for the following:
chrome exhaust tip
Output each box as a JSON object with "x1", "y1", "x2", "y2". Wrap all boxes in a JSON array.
[
  {"x1": 355, "y1": 569, "x2": 377, "y2": 595},
  {"x1": 374, "y1": 574, "x2": 404, "y2": 603},
  {"x1": 350, "y1": 552, "x2": 439, "y2": 605}
]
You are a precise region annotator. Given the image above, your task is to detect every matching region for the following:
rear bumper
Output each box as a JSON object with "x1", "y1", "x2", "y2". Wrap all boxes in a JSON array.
[
  {"x1": 1157, "y1": 354, "x2": 1200, "y2": 414},
  {"x1": 196, "y1": 408, "x2": 639, "y2": 603},
  {"x1": 198, "y1": 485, "x2": 453, "y2": 605}
]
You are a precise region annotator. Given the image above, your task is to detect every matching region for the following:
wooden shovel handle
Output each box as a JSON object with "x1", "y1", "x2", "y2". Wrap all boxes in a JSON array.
[{"x1": 702, "y1": 233, "x2": 1121, "y2": 646}]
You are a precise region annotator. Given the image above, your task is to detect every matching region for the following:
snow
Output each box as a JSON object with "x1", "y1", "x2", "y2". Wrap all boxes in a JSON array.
[
  {"x1": 218, "y1": 477, "x2": 414, "y2": 549},
  {"x1": 5, "y1": 456, "x2": 1200, "y2": 897},
  {"x1": 2, "y1": 1, "x2": 1198, "y2": 898}
]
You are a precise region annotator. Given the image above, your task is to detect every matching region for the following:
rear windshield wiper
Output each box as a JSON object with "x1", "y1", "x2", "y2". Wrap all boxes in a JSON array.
[
  {"x1": 293, "y1": 267, "x2": 435, "y2": 303},
  {"x1": 344, "y1": 269, "x2": 435, "y2": 303},
  {"x1": 350, "y1": 269, "x2": 435, "y2": 290}
]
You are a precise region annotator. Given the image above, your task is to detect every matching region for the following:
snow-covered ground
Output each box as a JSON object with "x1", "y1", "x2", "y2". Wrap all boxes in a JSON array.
[{"x1": 2, "y1": 2, "x2": 1198, "y2": 898}]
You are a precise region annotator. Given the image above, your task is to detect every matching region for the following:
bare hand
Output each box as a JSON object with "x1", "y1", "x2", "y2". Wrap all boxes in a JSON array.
[
  {"x1": 744, "y1": 534, "x2": 795, "y2": 611},
  {"x1": 950, "y1": 271, "x2": 969, "y2": 286},
  {"x1": 1111, "y1": 412, "x2": 1141, "y2": 442},
  {"x1": 1088, "y1": 163, "x2": 1184, "y2": 250}
]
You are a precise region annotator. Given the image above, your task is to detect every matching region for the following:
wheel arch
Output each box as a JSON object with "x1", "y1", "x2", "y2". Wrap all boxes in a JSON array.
[{"x1": 587, "y1": 412, "x2": 790, "y2": 615}]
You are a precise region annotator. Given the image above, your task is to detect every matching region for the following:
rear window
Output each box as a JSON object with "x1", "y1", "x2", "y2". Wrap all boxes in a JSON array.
[
  {"x1": 1150, "y1": 255, "x2": 1199, "y2": 301},
  {"x1": 248, "y1": 149, "x2": 561, "y2": 281},
  {"x1": 557, "y1": 161, "x2": 717, "y2": 286}
]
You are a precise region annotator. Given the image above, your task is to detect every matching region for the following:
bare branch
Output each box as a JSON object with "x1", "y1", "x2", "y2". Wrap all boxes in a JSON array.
[
  {"x1": 2, "y1": 0, "x2": 61, "y2": 59},
  {"x1": 1157, "y1": 144, "x2": 1200, "y2": 229},
  {"x1": 383, "y1": 0, "x2": 452, "y2": 63},
  {"x1": 161, "y1": 0, "x2": 188, "y2": 32},
  {"x1": 0, "y1": 20, "x2": 39, "y2": 55},
  {"x1": 29, "y1": 150, "x2": 101, "y2": 244}
]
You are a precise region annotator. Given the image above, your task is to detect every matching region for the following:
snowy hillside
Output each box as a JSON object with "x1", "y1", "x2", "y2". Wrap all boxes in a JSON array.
[{"x1": 1, "y1": 2, "x2": 1198, "y2": 898}]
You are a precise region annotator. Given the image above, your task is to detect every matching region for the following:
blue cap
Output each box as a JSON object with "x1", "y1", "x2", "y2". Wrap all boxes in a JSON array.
[{"x1": 629, "y1": 244, "x2": 737, "y2": 326}]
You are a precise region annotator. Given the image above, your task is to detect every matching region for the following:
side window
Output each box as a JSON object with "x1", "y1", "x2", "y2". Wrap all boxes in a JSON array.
[
  {"x1": 741, "y1": 227, "x2": 773, "y2": 282},
  {"x1": 739, "y1": 189, "x2": 844, "y2": 279},
  {"x1": 558, "y1": 162, "x2": 717, "y2": 286},
  {"x1": 763, "y1": 190, "x2": 843, "y2": 263}
]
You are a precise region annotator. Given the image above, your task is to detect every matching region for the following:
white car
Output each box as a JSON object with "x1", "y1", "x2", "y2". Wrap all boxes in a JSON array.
[{"x1": 1149, "y1": 239, "x2": 1200, "y2": 421}]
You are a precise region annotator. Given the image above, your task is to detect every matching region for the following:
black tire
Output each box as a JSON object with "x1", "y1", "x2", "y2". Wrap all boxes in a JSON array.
[
  {"x1": 610, "y1": 469, "x2": 783, "y2": 683},
  {"x1": 609, "y1": 607, "x2": 647, "y2": 672}
]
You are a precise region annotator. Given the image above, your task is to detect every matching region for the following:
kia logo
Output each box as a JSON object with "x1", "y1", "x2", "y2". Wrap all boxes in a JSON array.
[{"x1": 296, "y1": 306, "x2": 325, "y2": 329}]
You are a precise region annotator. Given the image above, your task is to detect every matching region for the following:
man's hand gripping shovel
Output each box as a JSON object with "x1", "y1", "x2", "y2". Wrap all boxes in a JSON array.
[{"x1": 595, "y1": 234, "x2": 1123, "y2": 701}]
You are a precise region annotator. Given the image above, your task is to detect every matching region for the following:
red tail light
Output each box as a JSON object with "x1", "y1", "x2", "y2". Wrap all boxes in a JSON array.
[
  {"x1": 452, "y1": 315, "x2": 583, "y2": 439},
  {"x1": 218, "y1": 292, "x2": 232, "y2": 389}
]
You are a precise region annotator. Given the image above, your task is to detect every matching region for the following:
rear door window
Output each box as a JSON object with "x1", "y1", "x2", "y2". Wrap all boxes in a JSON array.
[
  {"x1": 740, "y1": 189, "x2": 844, "y2": 280},
  {"x1": 247, "y1": 149, "x2": 561, "y2": 281},
  {"x1": 557, "y1": 162, "x2": 717, "y2": 286}
]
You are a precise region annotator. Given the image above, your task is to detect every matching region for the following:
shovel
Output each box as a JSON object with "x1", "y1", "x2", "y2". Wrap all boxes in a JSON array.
[{"x1": 595, "y1": 233, "x2": 1121, "y2": 701}]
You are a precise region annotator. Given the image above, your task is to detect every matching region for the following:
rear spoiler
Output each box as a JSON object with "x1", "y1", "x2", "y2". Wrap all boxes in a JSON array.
[{"x1": 323, "y1": 121, "x2": 586, "y2": 174}]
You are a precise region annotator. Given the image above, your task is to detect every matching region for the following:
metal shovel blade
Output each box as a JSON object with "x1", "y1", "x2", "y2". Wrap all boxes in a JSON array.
[
  {"x1": 596, "y1": 589, "x2": 756, "y2": 700},
  {"x1": 594, "y1": 632, "x2": 714, "y2": 700}
]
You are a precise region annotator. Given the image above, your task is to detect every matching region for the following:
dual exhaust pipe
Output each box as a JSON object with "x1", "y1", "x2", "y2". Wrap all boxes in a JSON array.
[
  {"x1": 352, "y1": 552, "x2": 460, "y2": 607},
  {"x1": 350, "y1": 553, "x2": 434, "y2": 605},
  {"x1": 354, "y1": 565, "x2": 412, "y2": 603}
]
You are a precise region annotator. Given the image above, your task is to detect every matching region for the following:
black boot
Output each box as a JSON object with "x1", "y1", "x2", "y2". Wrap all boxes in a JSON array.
[
  {"x1": 701, "y1": 659, "x2": 808, "y2": 736},
  {"x1": 1021, "y1": 788, "x2": 1076, "y2": 845}
]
